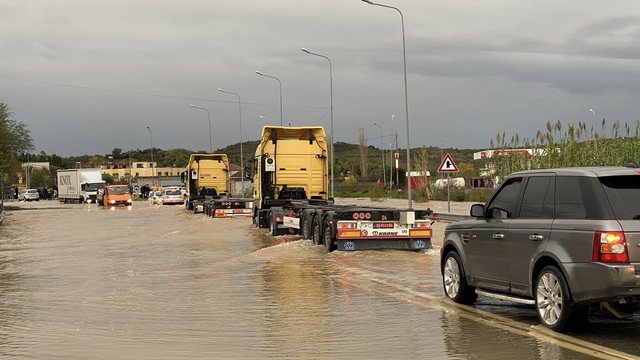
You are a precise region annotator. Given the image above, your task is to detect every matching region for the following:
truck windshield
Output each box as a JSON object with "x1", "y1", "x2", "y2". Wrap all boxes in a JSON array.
[
  {"x1": 600, "y1": 176, "x2": 640, "y2": 220},
  {"x1": 109, "y1": 187, "x2": 129, "y2": 195},
  {"x1": 86, "y1": 183, "x2": 105, "y2": 192}
]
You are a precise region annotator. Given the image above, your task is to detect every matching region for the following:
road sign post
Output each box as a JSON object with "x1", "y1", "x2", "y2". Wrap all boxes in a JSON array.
[{"x1": 437, "y1": 153, "x2": 459, "y2": 213}]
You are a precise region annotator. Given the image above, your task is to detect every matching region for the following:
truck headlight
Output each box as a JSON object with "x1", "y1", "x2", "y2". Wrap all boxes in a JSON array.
[
  {"x1": 110, "y1": 200, "x2": 116, "y2": 204},
  {"x1": 127, "y1": 199, "x2": 132, "y2": 203}
]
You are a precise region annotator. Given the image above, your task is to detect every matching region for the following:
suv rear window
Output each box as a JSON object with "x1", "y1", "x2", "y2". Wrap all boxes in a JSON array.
[
  {"x1": 556, "y1": 176, "x2": 613, "y2": 219},
  {"x1": 599, "y1": 176, "x2": 640, "y2": 220}
]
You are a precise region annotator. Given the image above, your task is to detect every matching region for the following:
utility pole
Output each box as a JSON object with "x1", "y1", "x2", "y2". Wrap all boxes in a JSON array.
[
  {"x1": 359, "y1": 128, "x2": 367, "y2": 178},
  {"x1": 395, "y1": 130, "x2": 399, "y2": 189}
]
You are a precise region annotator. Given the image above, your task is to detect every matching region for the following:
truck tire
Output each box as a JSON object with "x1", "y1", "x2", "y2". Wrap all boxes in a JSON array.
[
  {"x1": 185, "y1": 200, "x2": 193, "y2": 211},
  {"x1": 252, "y1": 208, "x2": 259, "y2": 227},
  {"x1": 323, "y1": 216, "x2": 337, "y2": 252},
  {"x1": 312, "y1": 215, "x2": 323, "y2": 245},
  {"x1": 301, "y1": 211, "x2": 313, "y2": 240},
  {"x1": 269, "y1": 210, "x2": 284, "y2": 236}
]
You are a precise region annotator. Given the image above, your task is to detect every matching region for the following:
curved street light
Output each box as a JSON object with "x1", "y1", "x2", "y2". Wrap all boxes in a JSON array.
[
  {"x1": 256, "y1": 71, "x2": 283, "y2": 125},
  {"x1": 361, "y1": 0, "x2": 413, "y2": 209},
  {"x1": 217, "y1": 88, "x2": 245, "y2": 195},
  {"x1": 189, "y1": 104, "x2": 213, "y2": 153},
  {"x1": 301, "y1": 47, "x2": 335, "y2": 198}
]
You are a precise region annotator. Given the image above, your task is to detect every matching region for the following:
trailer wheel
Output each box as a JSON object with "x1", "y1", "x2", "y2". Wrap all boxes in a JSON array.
[
  {"x1": 301, "y1": 212, "x2": 313, "y2": 240},
  {"x1": 185, "y1": 200, "x2": 192, "y2": 211},
  {"x1": 323, "y1": 218, "x2": 336, "y2": 252},
  {"x1": 312, "y1": 215, "x2": 323, "y2": 245}
]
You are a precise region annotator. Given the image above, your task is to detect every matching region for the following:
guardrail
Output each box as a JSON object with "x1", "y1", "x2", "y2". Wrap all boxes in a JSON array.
[{"x1": 430, "y1": 212, "x2": 472, "y2": 222}]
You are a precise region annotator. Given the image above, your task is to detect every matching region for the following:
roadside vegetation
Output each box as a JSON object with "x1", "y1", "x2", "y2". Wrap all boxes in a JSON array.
[
  {"x1": 0, "y1": 101, "x2": 34, "y2": 184},
  {"x1": 485, "y1": 119, "x2": 640, "y2": 183}
]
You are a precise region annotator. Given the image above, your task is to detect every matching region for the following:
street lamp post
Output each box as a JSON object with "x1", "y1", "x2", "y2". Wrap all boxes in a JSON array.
[
  {"x1": 218, "y1": 88, "x2": 245, "y2": 195},
  {"x1": 373, "y1": 123, "x2": 386, "y2": 188},
  {"x1": 146, "y1": 126, "x2": 155, "y2": 186},
  {"x1": 189, "y1": 104, "x2": 214, "y2": 153},
  {"x1": 301, "y1": 47, "x2": 335, "y2": 198},
  {"x1": 256, "y1": 71, "x2": 283, "y2": 126},
  {"x1": 361, "y1": 0, "x2": 413, "y2": 209}
]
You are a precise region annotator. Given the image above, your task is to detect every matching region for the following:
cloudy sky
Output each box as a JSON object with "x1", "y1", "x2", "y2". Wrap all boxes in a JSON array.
[{"x1": 1, "y1": 0, "x2": 639, "y2": 156}]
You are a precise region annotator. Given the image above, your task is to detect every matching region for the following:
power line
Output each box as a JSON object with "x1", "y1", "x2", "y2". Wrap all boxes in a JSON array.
[{"x1": 0, "y1": 76, "x2": 330, "y2": 110}]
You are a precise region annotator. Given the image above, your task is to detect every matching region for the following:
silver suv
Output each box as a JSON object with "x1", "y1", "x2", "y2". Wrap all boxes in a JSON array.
[{"x1": 441, "y1": 166, "x2": 640, "y2": 332}]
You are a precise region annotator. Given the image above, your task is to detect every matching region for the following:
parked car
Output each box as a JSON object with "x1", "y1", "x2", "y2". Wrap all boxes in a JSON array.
[
  {"x1": 149, "y1": 191, "x2": 163, "y2": 205},
  {"x1": 159, "y1": 189, "x2": 183, "y2": 205},
  {"x1": 20, "y1": 189, "x2": 40, "y2": 202},
  {"x1": 441, "y1": 165, "x2": 640, "y2": 332}
]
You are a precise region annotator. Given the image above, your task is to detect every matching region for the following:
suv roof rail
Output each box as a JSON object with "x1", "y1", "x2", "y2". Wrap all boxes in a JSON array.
[{"x1": 625, "y1": 162, "x2": 639, "y2": 168}]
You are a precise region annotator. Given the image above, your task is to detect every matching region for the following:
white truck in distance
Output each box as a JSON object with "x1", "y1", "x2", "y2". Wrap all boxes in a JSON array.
[{"x1": 57, "y1": 169, "x2": 105, "y2": 203}]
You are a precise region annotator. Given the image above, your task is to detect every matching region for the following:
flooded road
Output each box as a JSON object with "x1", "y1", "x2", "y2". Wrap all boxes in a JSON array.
[{"x1": 0, "y1": 201, "x2": 638, "y2": 359}]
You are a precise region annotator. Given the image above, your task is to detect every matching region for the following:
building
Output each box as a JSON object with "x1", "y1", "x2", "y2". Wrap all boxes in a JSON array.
[
  {"x1": 99, "y1": 161, "x2": 184, "y2": 186},
  {"x1": 18, "y1": 162, "x2": 60, "y2": 189},
  {"x1": 472, "y1": 148, "x2": 545, "y2": 188}
]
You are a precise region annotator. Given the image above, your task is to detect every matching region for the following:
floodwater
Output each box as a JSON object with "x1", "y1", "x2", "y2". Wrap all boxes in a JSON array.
[{"x1": 0, "y1": 201, "x2": 638, "y2": 359}]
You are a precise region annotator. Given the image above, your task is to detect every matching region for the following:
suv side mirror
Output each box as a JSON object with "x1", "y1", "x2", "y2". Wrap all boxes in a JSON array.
[{"x1": 470, "y1": 204, "x2": 485, "y2": 217}]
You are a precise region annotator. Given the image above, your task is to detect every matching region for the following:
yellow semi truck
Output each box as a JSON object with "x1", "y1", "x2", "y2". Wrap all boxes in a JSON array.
[
  {"x1": 248, "y1": 126, "x2": 432, "y2": 251},
  {"x1": 182, "y1": 153, "x2": 253, "y2": 217}
]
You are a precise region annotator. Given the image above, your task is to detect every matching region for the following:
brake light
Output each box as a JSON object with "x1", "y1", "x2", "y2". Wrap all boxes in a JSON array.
[
  {"x1": 413, "y1": 221, "x2": 429, "y2": 228},
  {"x1": 275, "y1": 216, "x2": 283, "y2": 223},
  {"x1": 339, "y1": 222, "x2": 357, "y2": 229},
  {"x1": 288, "y1": 212, "x2": 297, "y2": 218},
  {"x1": 352, "y1": 212, "x2": 372, "y2": 220},
  {"x1": 162, "y1": 195, "x2": 168, "y2": 199},
  {"x1": 592, "y1": 231, "x2": 629, "y2": 263}
]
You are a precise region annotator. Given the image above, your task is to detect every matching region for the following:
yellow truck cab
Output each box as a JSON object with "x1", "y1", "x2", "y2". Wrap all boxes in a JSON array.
[
  {"x1": 182, "y1": 154, "x2": 229, "y2": 212},
  {"x1": 250, "y1": 126, "x2": 329, "y2": 206},
  {"x1": 249, "y1": 125, "x2": 432, "y2": 252}
]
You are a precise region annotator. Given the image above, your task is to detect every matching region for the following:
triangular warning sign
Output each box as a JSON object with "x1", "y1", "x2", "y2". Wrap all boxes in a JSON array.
[{"x1": 438, "y1": 153, "x2": 459, "y2": 172}]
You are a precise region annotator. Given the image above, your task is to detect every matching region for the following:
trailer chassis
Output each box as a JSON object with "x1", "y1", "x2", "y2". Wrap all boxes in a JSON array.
[{"x1": 255, "y1": 200, "x2": 433, "y2": 252}]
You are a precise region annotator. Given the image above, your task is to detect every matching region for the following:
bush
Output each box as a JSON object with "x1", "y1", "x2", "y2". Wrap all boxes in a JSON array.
[{"x1": 368, "y1": 184, "x2": 385, "y2": 201}]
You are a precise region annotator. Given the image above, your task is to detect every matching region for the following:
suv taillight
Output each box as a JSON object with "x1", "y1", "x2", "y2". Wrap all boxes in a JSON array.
[{"x1": 592, "y1": 231, "x2": 629, "y2": 263}]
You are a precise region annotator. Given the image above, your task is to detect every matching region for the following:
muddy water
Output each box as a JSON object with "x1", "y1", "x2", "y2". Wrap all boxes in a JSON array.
[{"x1": 0, "y1": 202, "x2": 630, "y2": 359}]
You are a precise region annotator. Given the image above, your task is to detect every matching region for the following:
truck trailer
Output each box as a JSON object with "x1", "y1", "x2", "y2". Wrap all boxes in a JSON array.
[
  {"x1": 182, "y1": 153, "x2": 253, "y2": 217},
  {"x1": 56, "y1": 168, "x2": 106, "y2": 203},
  {"x1": 249, "y1": 126, "x2": 433, "y2": 252}
]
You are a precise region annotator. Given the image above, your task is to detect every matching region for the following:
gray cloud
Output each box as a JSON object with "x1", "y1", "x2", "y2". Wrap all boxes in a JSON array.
[{"x1": 1, "y1": 0, "x2": 639, "y2": 155}]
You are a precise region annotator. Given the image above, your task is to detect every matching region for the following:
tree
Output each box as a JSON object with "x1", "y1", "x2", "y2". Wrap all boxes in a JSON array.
[
  {"x1": 28, "y1": 168, "x2": 52, "y2": 188},
  {"x1": 111, "y1": 148, "x2": 123, "y2": 160},
  {"x1": 0, "y1": 101, "x2": 34, "y2": 182}
]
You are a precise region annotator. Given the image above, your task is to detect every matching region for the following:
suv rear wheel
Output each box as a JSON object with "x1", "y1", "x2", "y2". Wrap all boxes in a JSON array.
[
  {"x1": 535, "y1": 266, "x2": 586, "y2": 332},
  {"x1": 442, "y1": 251, "x2": 477, "y2": 304}
]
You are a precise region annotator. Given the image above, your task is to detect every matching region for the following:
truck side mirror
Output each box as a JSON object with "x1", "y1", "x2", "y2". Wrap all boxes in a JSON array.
[
  {"x1": 245, "y1": 161, "x2": 252, "y2": 180},
  {"x1": 470, "y1": 204, "x2": 485, "y2": 217},
  {"x1": 180, "y1": 171, "x2": 186, "y2": 184}
]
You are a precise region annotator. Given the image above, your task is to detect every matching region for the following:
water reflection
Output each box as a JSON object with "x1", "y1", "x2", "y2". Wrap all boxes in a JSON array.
[
  {"x1": 440, "y1": 312, "x2": 585, "y2": 359},
  {"x1": 0, "y1": 203, "x2": 634, "y2": 359}
]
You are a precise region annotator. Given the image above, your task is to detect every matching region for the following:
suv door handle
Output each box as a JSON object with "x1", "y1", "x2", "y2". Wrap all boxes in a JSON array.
[
  {"x1": 529, "y1": 234, "x2": 545, "y2": 241},
  {"x1": 492, "y1": 233, "x2": 505, "y2": 240}
]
